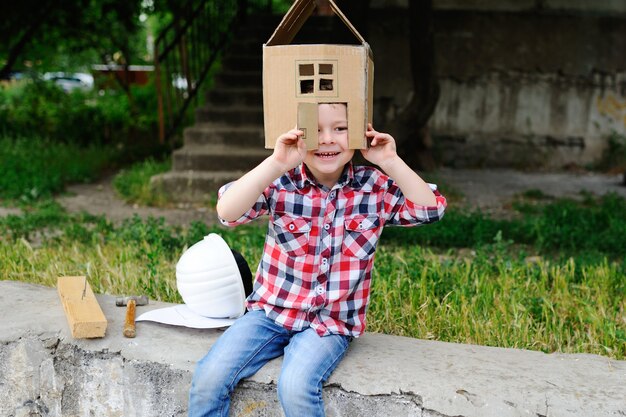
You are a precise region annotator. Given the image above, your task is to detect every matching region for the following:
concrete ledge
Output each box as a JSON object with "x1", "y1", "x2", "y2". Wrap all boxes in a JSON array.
[{"x1": 1, "y1": 281, "x2": 624, "y2": 417}]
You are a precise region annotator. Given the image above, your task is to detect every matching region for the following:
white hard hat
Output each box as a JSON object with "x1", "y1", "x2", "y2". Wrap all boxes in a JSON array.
[{"x1": 176, "y1": 234, "x2": 247, "y2": 319}]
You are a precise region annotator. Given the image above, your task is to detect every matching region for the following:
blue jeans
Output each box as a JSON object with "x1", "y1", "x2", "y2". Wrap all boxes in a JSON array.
[{"x1": 189, "y1": 310, "x2": 351, "y2": 417}]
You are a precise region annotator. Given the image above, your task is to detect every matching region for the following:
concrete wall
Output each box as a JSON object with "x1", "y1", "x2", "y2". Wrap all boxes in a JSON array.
[
  {"x1": 1, "y1": 336, "x2": 423, "y2": 417},
  {"x1": 367, "y1": 7, "x2": 626, "y2": 168},
  {"x1": 2, "y1": 281, "x2": 625, "y2": 417},
  {"x1": 431, "y1": 72, "x2": 626, "y2": 168},
  {"x1": 372, "y1": 0, "x2": 626, "y2": 14}
]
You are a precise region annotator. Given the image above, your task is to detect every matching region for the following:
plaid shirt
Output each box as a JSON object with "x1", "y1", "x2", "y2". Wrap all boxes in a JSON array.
[{"x1": 218, "y1": 163, "x2": 446, "y2": 337}]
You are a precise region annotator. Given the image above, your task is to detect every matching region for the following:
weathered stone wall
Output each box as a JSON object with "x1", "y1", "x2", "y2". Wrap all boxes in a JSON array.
[
  {"x1": 368, "y1": 5, "x2": 626, "y2": 168},
  {"x1": 373, "y1": 0, "x2": 626, "y2": 15},
  {"x1": 2, "y1": 281, "x2": 625, "y2": 417},
  {"x1": 1, "y1": 336, "x2": 424, "y2": 417},
  {"x1": 431, "y1": 72, "x2": 626, "y2": 168}
]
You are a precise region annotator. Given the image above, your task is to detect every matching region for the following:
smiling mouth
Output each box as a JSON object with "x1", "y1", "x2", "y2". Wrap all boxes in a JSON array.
[{"x1": 315, "y1": 152, "x2": 340, "y2": 159}]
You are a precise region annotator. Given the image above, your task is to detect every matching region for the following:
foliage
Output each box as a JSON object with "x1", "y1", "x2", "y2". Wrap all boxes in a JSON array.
[
  {"x1": 1, "y1": 202, "x2": 623, "y2": 359},
  {"x1": 0, "y1": 0, "x2": 147, "y2": 78},
  {"x1": 0, "y1": 135, "x2": 116, "y2": 201},
  {"x1": 270, "y1": 0, "x2": 294, "y2": 13},
  {"x1": 381, "y1": 192, "x2": 626, "y2": 259},
  {"x1": 0, "y1": 200, "x2": 70, "y2": 240},
  {"x1": 595, "y1": 131, "x2": 626, "y2": 173},
  {"x1": 112, "y1": 158, "x2": 171, "y2": 206},
  {"x1": 532, "y1": 193, "x2": 626, "y2": 256},
  {"x1": 0, "y1": 79, "x2": 159, "y2": 147}
]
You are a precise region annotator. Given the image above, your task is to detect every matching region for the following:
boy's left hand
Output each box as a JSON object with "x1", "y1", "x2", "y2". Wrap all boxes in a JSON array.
[{"x1": 360, "y1": 123, "x2": 399, "y2": 170}]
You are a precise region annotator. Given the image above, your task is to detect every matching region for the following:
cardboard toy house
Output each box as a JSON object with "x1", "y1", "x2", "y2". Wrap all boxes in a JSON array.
[{"x1": 263, "y1": 0, "x2": 374, "y2": 149}]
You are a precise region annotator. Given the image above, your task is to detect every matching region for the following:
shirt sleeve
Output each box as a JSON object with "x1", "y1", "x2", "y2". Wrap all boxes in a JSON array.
[
  {"x1": 384, "y1": 181, "x2": 447, "y2": 226},
  {"x1": 217, "y1": 181, "x2": 271, "y2": 227}
]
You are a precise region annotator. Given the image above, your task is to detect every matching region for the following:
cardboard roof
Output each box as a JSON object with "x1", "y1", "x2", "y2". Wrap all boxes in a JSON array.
[{"x1": 266, "y1": 0, "x2": 368, "y2": 47}]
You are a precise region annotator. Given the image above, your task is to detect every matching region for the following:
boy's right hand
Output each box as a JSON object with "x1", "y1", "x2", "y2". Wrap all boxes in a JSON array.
[{"x1": 271, "y1": 128, "x2": 307, "y2": 173}]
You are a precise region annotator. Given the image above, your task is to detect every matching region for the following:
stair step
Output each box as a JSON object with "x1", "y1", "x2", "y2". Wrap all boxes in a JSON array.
[
  {"x1": 214, "y1": 70, "x2": 261, "y2": 87},
  {"x1": 235, "y1": 16, "x2": 281, "y2": 38},
  {"x1": 184, "y1": 124, "x2": 265, "y2": 147},
  {"x1": 195, "y1": 106, "x2": 264, "y2": 125},
  {"x1": 154, "y1": 13, "x2": 285, "y2": 203},
  {"x1": 222, "y1": 54, "x2": 262, "y2": 71},
  {"x1": 228, "y1": 39, "x2": 263, "y2": 55},
  {"x1": 207, "y1": 87, "x2": 263, "y2": 106},
  {"x1": 172, "y1": 145, "x2": 271, "y2": 171},
  {"x1": 151, "y1": 170, "x2": 247, "y2": 202}
]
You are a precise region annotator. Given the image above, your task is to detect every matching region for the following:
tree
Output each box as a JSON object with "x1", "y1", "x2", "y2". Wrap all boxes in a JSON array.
[
  {"x1": 0, "y1": 0, "x2": 68, "y2": 79},
  {"x1": 0, "y1": 0, "x2": 146, "y2": 80},
  {"x1": 394, "y1": 0, "x2": 439, "y2": 171},
  {"x1": 333, "y1": 0, "x2": 439, "y2": 171}
]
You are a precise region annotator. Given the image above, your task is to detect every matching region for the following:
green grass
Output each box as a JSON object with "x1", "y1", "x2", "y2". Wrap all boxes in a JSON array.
[
  {"x1": 367, "y1": 244, "x2": 625, "y2": 358},
  {"x1": 1, "y1": 199, "x2": 624, "y2": 359}
]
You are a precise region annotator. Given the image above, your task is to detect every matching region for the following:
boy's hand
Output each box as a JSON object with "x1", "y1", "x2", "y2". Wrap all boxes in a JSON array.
[
  {"x1": 271, "y1": 128, "x2": 307, "y2": 172},
  {"x1": 361, "y1": 123, "x2": 400, "y2": 171}
]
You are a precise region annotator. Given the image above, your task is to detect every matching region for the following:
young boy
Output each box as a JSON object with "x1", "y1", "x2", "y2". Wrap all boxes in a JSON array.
[{"x1": 188, "y1": 103, "x2": 446, "y2": 417}]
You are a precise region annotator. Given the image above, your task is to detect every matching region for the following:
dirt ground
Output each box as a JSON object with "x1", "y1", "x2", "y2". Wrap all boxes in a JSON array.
[
  {"x1": 55, "y1": 177, "x2": 217, "y2": 226},
  {"x1": 2, "y1": 168, "x2": 625, "y2": 224},
  {"x1": 433, "y1": 167, "x2": 626, "y2": 215}
]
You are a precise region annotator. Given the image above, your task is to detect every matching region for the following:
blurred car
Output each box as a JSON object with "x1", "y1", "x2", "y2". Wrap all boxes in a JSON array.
[
  {"x1": 43, "y1": 72, "x2": 94, "y2": 92},
  {"x1": 0, "y1": 72, "x2": 27, "y2": 86}
]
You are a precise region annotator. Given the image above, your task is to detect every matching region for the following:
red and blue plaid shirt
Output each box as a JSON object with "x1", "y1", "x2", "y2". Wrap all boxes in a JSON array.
[{"x1": 218, "y1": 163, "x2": 446, "y2": 337}]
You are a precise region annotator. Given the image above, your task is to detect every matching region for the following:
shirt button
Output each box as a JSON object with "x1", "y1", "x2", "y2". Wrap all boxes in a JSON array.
[
  {"x1": 330, "y1": 191, "x2": 336, "y2": 198},
  {"x1": 316, "y1": 285, "x2": 325, "y2": 295},
  {"x1": 321, "y1": 258, "x2": 328, "y2": 269},
  {"x1": 324, "y1": 223, "x2": 330, "y2": 230},
  {"x1": 288, "y1": 224, "x2": 295, "y2": 231}
]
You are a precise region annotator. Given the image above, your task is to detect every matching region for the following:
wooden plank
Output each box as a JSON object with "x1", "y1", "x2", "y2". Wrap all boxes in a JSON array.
[{"x1": 57, "y1": 276, "x2": 107, "y2": 338}]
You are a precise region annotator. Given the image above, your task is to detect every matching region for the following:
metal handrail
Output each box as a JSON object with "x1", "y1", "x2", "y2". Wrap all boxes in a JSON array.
[{"x1": 154, "y1": 0, "x2": 274, "y2": 144}]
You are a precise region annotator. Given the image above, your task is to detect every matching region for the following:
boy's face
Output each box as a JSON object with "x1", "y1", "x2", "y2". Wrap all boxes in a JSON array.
[{"x1": 303, "y1": 103, "x2": 355, "y2": 187}]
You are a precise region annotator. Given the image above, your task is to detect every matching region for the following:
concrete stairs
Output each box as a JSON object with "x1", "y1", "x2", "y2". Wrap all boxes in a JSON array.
[
  {"x1": 151, "y1": 14, "x2": 350, "y2": 203},
  {"x1": 151, "y1": 17, "x2": 279, "y2": 203}
]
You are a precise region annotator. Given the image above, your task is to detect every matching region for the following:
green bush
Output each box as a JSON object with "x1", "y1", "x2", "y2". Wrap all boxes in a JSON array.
[
  {"x1": 380, "y1": 193, "x2": 626, "y2": 259},
  {"x1": 534, "y1": 193, "x2": 626, "y2": 256},
  {"x1": 0, "y1": 135, "x2": 116, "y2": 201},
  {"x1": 380, "y1": 210, "x2": 533, "y2": 249},
  {"x1": 112, "y1": 158, "x2": 171, "y2": 205},
  {"x1": 0, "y1": 78, "x2": 158, "y2": 147},
  {"x1": 0, "y1": 199, "x2": 69, "y2": 240},
  {"x1": 596, "y1": 131, "x2": 626, "y2": 173}
]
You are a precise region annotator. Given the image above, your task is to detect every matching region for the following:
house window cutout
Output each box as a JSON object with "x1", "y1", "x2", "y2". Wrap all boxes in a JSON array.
[
  {"x1": 300, "y1": 79, "x2": 314, "y2": 94},
  {"x1": 319, "y1": 64, "x2": 333, "y2": 75},
  {"x1": 296, "y1": 60, "x2": 338, "y2": 97},
  {"x1": 319, "y1": 79, "x2": 333, "y2": 91},
  {"x1": 299, "y1": 64, "x2": 315, "y2": 76}
]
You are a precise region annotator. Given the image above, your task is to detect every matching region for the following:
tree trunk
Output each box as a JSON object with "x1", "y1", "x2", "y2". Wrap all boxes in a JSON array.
[
  {"x1": 395, "y1": 0, "x2": 439, "y2": 171},
  {"x1": 327, "y1": 0, "x2": 438, "y2": 171}
]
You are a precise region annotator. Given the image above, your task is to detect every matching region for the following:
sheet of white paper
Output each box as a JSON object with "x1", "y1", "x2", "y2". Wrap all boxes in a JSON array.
[{"x1": 136, "y1": 304, "x2": 237, "y2": 329}]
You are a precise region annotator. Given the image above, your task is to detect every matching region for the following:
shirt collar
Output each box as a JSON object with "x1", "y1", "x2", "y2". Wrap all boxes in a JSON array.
[{"x1": 294, "y1": 162, "x2": 355, "y2": 190}]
